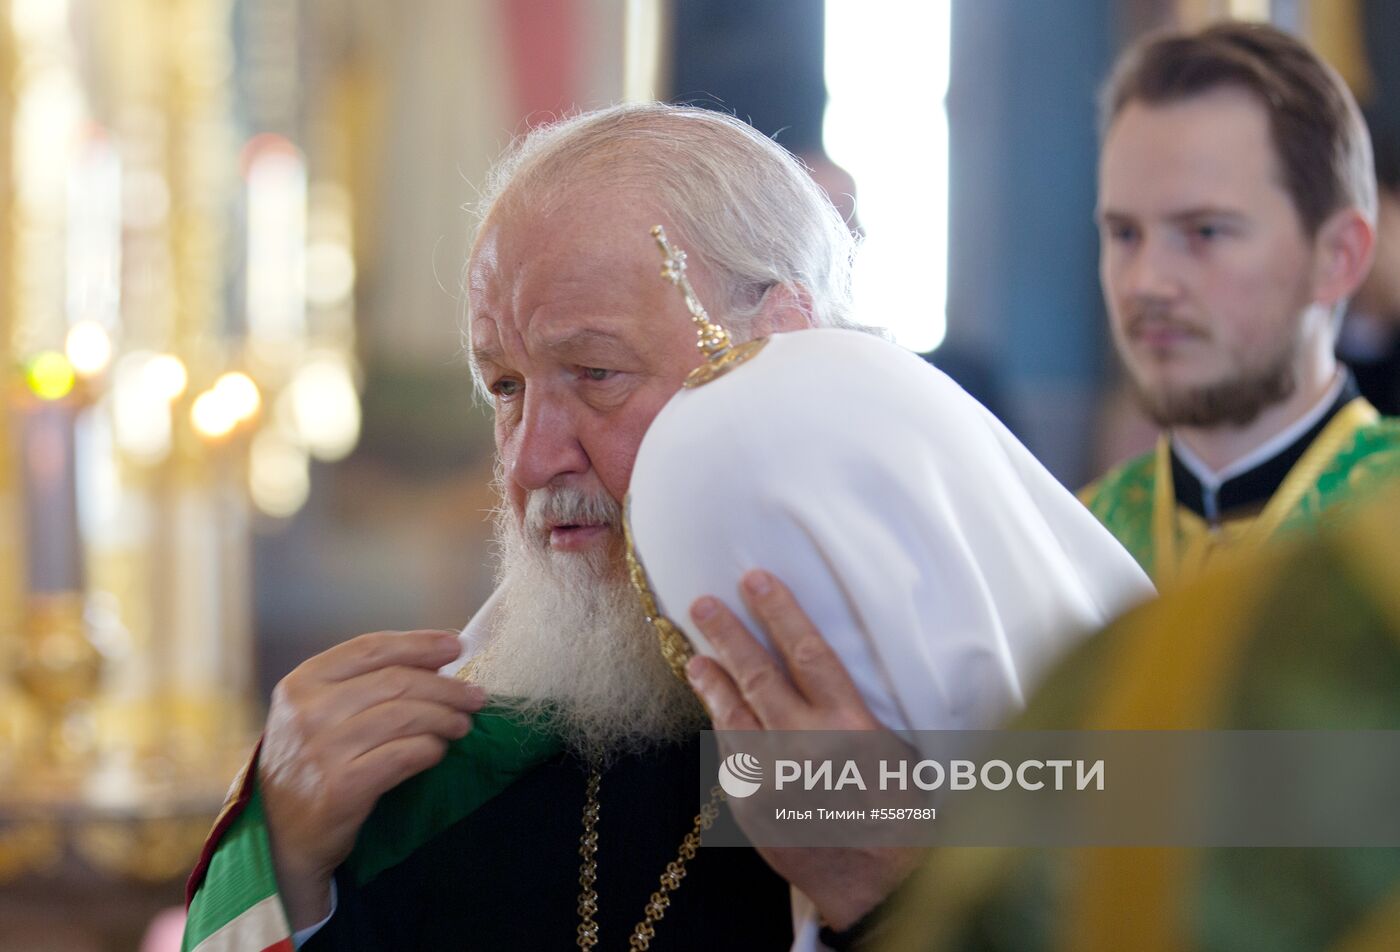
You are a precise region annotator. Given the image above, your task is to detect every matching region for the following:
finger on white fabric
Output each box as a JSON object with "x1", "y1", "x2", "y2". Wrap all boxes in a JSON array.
[
  {"x1": 333, "y1": 665, "x2": 486, "y2": 719},
  {"x1": 690, "y1": 595, "x2": 803, "y2": 727},
  {"x1": 686, "y1": 655, "x2": 761, "y2": 731},
  {"x1": 739, "y1": 570, "x2": 868, "y2": 717},
  {"x1": 271, "y1": 657, "x2": 483, "y2": 742},
  {"x1": 287, "y1": 666, "x2": 484, "y2": 739},
  {"x1": 312, "y1": 630, "x2": 464, "y2": 682}
]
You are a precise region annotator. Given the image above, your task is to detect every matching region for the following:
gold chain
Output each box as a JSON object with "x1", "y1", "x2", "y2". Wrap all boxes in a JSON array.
[
  {"x1": 575, "y1": 768, "x2": 726, "y2": 950},
  {"x1": 576, "y1": 770, "x2": 603, "y2": 949}
]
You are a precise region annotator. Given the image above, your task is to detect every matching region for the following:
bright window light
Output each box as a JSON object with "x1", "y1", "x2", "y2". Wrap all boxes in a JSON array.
[{"x1": 824, "y1": 0, "x2": 951, "y2": 353}]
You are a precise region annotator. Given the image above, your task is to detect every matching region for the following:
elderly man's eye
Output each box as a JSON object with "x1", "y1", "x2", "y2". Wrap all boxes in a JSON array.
[
  {"x1": 491, "y1": 378, "x2": 521, "y2": 398},
  {"x1": 582, "y1": 367, "x2": 616, "y2": 382}
]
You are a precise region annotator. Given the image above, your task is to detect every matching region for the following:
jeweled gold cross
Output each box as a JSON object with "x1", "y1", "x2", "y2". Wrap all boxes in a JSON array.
[{"x1": 651, "y1": 225, "x2": 733, "y2": 358}]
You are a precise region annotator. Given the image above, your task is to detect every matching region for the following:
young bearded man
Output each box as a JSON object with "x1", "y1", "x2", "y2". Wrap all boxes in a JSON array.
[{"x1": 1081, "y1": 22, "x2": 1400, "y2": 588}]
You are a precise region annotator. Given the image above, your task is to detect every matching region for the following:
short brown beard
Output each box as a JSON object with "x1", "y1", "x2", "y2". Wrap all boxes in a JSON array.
[
  {"x1": 1120, "y1": 300, "x2": 1301, "y2": 429},
  {"x1": 1130, "y1": 355, "x2": 1297, "y2": 428}
]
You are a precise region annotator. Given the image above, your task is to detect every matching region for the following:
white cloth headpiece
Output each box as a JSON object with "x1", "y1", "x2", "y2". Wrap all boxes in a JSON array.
[
  {"x1": 628, "y1": 328, "x2": 1154, "y2": 736},
  {"x1": 625, "y1": 328, "x2": 1155, "y2": 952}
]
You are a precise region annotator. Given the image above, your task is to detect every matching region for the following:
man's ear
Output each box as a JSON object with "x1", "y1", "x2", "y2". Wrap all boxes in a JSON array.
[
  {"x1": 1311, "y1": 207, "x2": 1376, "y2": 307},
  {"x1": 750, "y1": 283, "x2": 817, "y2": 336}
]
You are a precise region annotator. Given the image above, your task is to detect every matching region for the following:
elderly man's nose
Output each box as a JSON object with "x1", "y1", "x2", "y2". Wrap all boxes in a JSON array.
[{"x1": 508, "y1": 397, "x2": 589, "y2": 490}]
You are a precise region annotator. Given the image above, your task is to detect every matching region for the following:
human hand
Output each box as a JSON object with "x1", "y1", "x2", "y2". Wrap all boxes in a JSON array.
[
  {"x1": 684, "y1": 570, "x2": 921, "y2": 931},
  {"x1": 258, "y1": 630, "x2": 486, "y2": 929}
]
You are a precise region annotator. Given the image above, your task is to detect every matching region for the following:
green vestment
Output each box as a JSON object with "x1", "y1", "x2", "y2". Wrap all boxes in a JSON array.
[
  {"x1": 884, "y1": 487, "x2": 1400, "y2": 952},
  {"x1": 1081, "y1": 398, "x2": 1400, "y2": 588}
]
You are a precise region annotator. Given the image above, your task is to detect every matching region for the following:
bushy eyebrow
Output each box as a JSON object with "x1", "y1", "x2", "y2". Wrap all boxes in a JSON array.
[
  {"x1": 470, "y1": 327, "x2": 643, "y2": 375},
  {"x1": 1165, "y1": 207, "x2": 1248, "y2": 225},
  {"x1": 469, "y1": 339, "x2": 503, "y2": 384},
  {"x1": 1096, "y1": 205, "x2": 1247, "y2": 226},
  {"x1": 541, "y1": 328, "x2": 642, "y2": 362}
]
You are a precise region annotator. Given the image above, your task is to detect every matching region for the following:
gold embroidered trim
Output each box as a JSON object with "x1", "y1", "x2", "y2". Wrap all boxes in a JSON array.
[
  {"x1": 1150, "y1": 397, "x2": 1378, "y2": 588},
  {"x1": 622, "y1": 498, "x2": 694, "y2": 683},
  {"x1": 682, "y1": 337, "x2": 768, "y2": 388}
]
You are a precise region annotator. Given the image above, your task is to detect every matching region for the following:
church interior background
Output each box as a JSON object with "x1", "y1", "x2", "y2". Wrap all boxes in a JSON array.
[{"x1": 0, "y1": 0, "x2": 1394, "y2": 947}]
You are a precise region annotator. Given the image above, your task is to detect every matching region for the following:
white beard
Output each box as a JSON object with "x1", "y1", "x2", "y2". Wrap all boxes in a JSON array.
[{"x1": 469, "y1": 483, "x2": 708, "y2": 763}]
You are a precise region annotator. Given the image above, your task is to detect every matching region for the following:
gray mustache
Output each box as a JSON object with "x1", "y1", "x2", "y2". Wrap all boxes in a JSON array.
[{"x1": 525, "y1": 487, "x2": 622, "y2": 532}]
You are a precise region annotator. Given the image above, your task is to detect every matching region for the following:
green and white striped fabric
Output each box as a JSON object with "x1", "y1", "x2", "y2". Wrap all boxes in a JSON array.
[
  {"x1": 183, "y1": 708, "x2": 560, "y2": 952},
  {"x1": 183, "y1": 788, "x2": 293, "y2": 952}
]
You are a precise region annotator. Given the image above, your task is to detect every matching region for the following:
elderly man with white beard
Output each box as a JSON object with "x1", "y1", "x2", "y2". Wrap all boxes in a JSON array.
[{"x1": 182, "y1": 103, "x2": 1151, "y2": 952}]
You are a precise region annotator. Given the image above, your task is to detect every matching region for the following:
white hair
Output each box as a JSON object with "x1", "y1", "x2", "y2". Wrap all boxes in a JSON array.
[
  {"x1": 467, "y1": 101, "x2": 869, "y2": 340},
  {"x1": 472, "y1": 477, "x2": 708, "y2": 763}
]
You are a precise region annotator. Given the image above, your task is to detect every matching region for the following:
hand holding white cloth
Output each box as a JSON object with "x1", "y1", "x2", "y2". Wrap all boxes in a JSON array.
[
  {"x1": 627, "y1": 329, "x2": 1153, "y2": 950},
  {"x1": 627, "y1": 328, "x2": 1154, "y2": 742}
]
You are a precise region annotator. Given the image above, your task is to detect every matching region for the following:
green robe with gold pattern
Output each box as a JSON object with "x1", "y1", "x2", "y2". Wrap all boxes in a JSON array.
[
  {"x1": 1080, "y1": 396, "x2": 1400, "y2": 588},
  {"x1": 884, "y1": 485, "x2": 1400, "y2": 952}
]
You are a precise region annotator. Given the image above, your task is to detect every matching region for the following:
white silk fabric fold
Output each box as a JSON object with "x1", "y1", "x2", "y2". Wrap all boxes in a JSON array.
[{"x1": 628, "y1": 328, "x2": 1154, "y2": 739}]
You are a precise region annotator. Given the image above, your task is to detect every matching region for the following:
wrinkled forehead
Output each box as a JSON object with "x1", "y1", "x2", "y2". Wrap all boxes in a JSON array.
[
  {"x1": 470, "y1": 184, "x2": 663, "y2": 285},
  {"x1": 466, "y1": 191, "x2": 686, "y2": 360}
]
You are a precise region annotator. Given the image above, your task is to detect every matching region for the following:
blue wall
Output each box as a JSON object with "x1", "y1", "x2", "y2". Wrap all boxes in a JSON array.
[{"x1": 946, "y1": 0, "x2": 1113, "y2": 484}]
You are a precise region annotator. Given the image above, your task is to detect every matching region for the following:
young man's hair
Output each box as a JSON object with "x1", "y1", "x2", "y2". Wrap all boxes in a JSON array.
[{"x1": 1100, "y1": 20, "x2": 1376, "y2": 235}]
